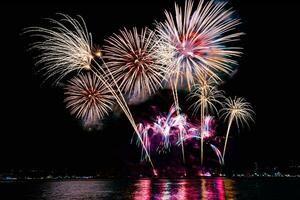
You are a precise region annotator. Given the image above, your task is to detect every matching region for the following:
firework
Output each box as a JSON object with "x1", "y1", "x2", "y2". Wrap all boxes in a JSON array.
[
  {"x1": 155, "y1": 0, "x2": 243, "y2": 134},
  {"x1": 201, "y1": 116, "x2": 216, "y2": 139},
  {"x1": 24, "y1": 14, "x2": 94, "y2": 84},
  {"x1": 210, "y1": 144, "x2": 224, "y2": 165},
  {"x1": 134, "y1": 106, "x2": 222, "y2": 166},
  {"x1": 189, "y1": 81, "x2": 224, "y2": 165},
  {"x1": 189, "y1": 82, "x2": 224, "y2": 117},
  {"x1": 134, "y1": 106, "x2": 188, "y2": 156},
  {"x1": 103, "y1": 27, "x2": 166, "y2": 104},
  {"x1": 64, "y1": 72, "x2": 114, "y2": 127},
  {"x1": 26, "y1": 14, "x2": 157, "y2": 174},
  {"x1": 220, "y1": 97, "x2": 255, "y2": 160},
  {"x1": 25, "y1": 2, "x2": 253, "y2": 173},
  {"x1": 156, "y1": 0, "x2": 243, "y2": 89}
]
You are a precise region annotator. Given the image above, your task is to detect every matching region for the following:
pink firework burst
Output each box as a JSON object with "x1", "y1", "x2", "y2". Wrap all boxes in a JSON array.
[{"x1": 133, "y1": 106, "x2": 221, "y2": 165}]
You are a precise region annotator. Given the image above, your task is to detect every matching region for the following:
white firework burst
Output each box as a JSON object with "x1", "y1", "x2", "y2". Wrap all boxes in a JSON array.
[
  {"x1": 25, "y1": 14, "x2": 94, "y2": 84},
  {"x1": 189, "y1": 82, "x2": 224, "y2": 117},
  {"x1": 220, "y1": 96, "x2": 255, "y2": 160},
  {"x1": 64, "y1": 72, "x2": 114, "y2": 126},
  {"x1": 221, "y1": 96, "x2": 255, "y2": 130},
  {"x1": 103, "y1": 27, "x2": 166, "y2": 104},
  {"x1": 156, "y1": 0, "x2": 243, "y2": 90}
]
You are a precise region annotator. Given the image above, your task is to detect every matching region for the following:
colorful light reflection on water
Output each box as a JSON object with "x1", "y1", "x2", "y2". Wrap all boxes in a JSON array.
[
  {"x1": 133, "y1": 178, "x2": 236, "y2": 200},
  {"x1": 2, "y1": 178, "x2": 300, "y2": 199},
  {"x1": 0, "y1": 178, "x2": 236, "y2": 199}
]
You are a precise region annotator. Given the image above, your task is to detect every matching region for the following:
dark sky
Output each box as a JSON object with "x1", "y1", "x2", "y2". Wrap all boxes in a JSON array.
[{"x1": 1, "y1": 0, "x2": 299, "y2": 174}]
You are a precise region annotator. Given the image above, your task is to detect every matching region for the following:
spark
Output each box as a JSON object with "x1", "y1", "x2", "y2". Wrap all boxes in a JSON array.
[{"x1": 94, "y1": 49, "x2": 102, "y2": 58}]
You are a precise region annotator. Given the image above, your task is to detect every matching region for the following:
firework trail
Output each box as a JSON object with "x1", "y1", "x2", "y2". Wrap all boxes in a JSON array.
[
  {"x1": 135, "y1": 123, "x2": 152, "y2": 161},
  {"x1": 210, "y1": 144, "x2": 224, "y2": 165},
  {"x1": 64, "y1": 72, "x2": 114, "y2": 127},
  {"x1": 189, "y1": 81, "x2": 224, "y2": 165},
  {"x1": 220, "y1": 97, "x2": 255, "y2": 161},
  {"x1": 25, "y1": 14, "x2": 157, "y2": 175},
  {"x1": 103, "y1": 27, "x2": 166, "y2": 104}
]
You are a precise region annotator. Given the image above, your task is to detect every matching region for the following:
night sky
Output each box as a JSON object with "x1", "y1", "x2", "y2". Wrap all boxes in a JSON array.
[{"x1": 1, "y1": 0, "x2": 299, "y2": 174}]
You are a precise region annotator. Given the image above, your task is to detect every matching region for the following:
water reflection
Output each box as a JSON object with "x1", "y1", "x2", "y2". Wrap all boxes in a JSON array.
[
  {"x1": 2, "y1": 177, "x2": 300, "y2": 199},
  {"x1": 45, "y1": 180, "x2": 116, "y2": 200},
  {"x1": 0, "y1": 178, "x2": 238, "y2": 200},
  {"x1": 133, "y1": 178, "x2": 237, "y2": 200}
]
